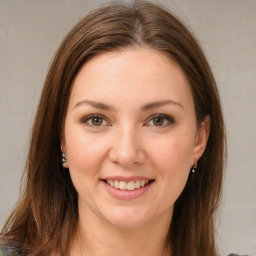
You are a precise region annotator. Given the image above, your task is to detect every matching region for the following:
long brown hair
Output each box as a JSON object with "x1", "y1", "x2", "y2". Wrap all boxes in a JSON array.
[{"x1": 1, "y1": 1, "x2": 226, "y2": 255}]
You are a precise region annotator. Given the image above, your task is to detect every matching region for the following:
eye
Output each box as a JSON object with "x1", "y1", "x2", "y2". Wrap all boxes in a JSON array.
[
  {"x1": 146, "y1": 114, "x2": 174, "y2": 127},
  {"x1": 81, "y1": 115, "x2": 109, "y2": 127}
]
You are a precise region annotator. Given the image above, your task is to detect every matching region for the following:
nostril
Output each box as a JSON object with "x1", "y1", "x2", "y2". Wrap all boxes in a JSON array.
[{"x1": 108, "y1": 141, "x2": 146, "y2": 166}]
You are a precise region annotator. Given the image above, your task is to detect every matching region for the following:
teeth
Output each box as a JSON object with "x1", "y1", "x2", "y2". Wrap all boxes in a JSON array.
[
  {"x1": 106, "y1": 179, "x2": 150, "y2": 191},
  {"x1": 127, "y1": 181, "x2": 135, "y2": 191},
  {"x1": 135, "y1": 180, "x2": 140, "y2": 189},
  {"x1": 114, "y1": 180, "x2": 119, "y2": 189},
  {"x1": 119, "y1": 181, "x2": 127, "y2": 190}
]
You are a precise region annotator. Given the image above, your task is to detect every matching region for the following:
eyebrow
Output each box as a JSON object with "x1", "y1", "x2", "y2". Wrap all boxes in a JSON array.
[
  {"x1": 73, "y1": 99, "x2": 115, "y2": 110},
  {"x1": 140, "y1": 100, "x2": 183, "y2": 111},
  {"x1": 73, "y1": 99, "x2": 183, "y2": 111}
]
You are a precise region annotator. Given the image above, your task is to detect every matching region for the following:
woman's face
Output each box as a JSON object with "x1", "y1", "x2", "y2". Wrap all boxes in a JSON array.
[{"x1": 61, "y1": 48, "x2": 209, "y2": 229}]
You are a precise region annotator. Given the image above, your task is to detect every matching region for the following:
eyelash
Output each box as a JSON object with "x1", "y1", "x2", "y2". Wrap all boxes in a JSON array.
[
  {"x1": 81, "y1": 114, "x2": 109, "y2": 127},
  {"x1": 146, "y1": 114, "x2": 175, "y2": 127},
  {"x1": 81, "y1": 114, "x2": 175, "y2": 127}
]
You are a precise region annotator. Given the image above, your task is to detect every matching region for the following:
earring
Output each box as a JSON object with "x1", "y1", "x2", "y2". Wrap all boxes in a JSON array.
[
  {"x1": 191, "y1": 161, "x2": 197, "y2": 174},
  {"x1": 61, "y1": 153, "x2": 68, "y2": 168}
]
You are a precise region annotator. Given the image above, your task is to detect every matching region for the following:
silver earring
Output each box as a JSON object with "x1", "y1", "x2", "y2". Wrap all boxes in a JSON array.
[
  {"x1": 61, "y1": 153, "x2": 66, "y2": 164},
  {"x1": 61, "y1": 153, "x2": 68, "y2": 168},
  {"x1": 191, "y1": 162, "x2": 197, "y2": 174}
]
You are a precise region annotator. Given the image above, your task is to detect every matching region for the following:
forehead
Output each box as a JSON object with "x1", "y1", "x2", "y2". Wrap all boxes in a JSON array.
[{"x1": 69, "y1": 48, "x2": 194, "y2": 110}]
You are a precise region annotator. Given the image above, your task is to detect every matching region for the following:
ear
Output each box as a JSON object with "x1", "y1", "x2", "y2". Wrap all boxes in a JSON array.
[
  {"x1": 192, "y1": 115, "x2": 211, "y2": 163},
  {"x1": 60, "y1": 138, "x2": 66, "y2": 155}
]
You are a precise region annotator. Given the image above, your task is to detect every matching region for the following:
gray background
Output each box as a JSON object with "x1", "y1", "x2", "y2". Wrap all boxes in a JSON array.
[{"x1": 0, "y1": 0, "x2": 255, "y2": 255}]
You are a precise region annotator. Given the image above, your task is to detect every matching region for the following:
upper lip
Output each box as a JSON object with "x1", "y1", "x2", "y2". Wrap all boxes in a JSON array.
[{"x1": 101, "y1": 176, "x2": 154, "y2": 182}]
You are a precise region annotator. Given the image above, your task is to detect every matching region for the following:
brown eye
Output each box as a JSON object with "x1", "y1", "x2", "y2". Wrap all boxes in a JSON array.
[
  {"x1": 91, "y1": 116, "x2": 103, "y2": 126},
  {"x1": 82, "y1": 115, "x2": 108, "y2": 127},
  {"x1": 147, "y1": 114, "x2": 174, "y2": 127},
  {"x1": 153, "y1": 117, "x2": 164, "y2": 126}
]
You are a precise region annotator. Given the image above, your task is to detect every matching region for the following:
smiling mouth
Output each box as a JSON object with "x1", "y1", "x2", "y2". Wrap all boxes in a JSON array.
[{"x1": 103, "y1": 179, "x2": 154, "y2": 191}]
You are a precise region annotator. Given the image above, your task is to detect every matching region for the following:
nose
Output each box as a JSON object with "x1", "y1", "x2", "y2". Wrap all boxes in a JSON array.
[{"x1": 109, "y1": 125, "x2": 146, "y2": 167}]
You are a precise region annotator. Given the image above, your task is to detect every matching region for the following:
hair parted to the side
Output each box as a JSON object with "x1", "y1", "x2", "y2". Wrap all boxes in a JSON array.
[{"x1": 0, "y1": 1, "x2": 226, "y2": 256}]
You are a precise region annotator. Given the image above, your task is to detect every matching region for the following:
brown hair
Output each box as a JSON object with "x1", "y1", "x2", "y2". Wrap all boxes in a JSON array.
[{"x1": 1, "y1": 1, "x2": 226, "y2": 256}]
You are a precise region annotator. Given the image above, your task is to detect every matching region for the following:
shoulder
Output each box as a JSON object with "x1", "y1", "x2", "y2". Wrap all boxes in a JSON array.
[
  {"x1": 228, "y1": 254, "x2": 250, "y2": 256},
  {"x1": 0, "y1": 245, "x2": 21, "y2": 256}
]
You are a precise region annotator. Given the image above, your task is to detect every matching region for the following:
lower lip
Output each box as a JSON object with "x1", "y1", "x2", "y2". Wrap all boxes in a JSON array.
[{"x1": 102, "y1": 180, "x2": 154, "y2": 200}]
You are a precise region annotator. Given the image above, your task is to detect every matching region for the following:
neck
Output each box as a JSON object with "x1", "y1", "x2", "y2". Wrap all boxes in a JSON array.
[{"x1": 71, "y1": 202, "x2": 173, "y2": 256}]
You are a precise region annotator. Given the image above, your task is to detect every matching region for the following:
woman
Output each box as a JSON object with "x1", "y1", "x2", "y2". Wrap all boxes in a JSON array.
[{"x1": 0, "y1": 1, "x2": 237, "y2": 255}]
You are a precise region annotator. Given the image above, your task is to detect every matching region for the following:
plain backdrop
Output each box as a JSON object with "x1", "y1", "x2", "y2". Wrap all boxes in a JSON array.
[{"x1": 0, "y1": 0, "x2": 255, "y2": 255}]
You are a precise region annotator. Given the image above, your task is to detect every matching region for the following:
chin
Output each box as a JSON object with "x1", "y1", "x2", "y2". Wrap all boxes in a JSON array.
[{"x1": 102, "y1": 207, "x2": 151, "y2": 230}]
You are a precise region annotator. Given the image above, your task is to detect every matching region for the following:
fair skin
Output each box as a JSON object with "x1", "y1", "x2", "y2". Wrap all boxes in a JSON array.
[{"x1": 61, "y1": 48, "x2": 210, "y2": 256}]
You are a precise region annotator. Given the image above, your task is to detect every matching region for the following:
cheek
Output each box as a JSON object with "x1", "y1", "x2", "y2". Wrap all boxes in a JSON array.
[
  {"x1": 148, "y1": 133, "x2": 195, "y2": 194},
  {"x1": 65, "y1": 130, "x2": 111, "y2": 198},
  {"x1": 64, "y1": 127, "x2": 109, "y2": 174},
  {"x1": 149, "y1": 136, "x2": 193, "y2": 205},
  {"x1": 150, "y1": 134, "x2": 194, "y2": 170}
]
